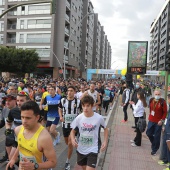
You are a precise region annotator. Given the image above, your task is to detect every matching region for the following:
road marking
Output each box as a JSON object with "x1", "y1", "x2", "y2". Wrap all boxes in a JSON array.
[{"x1": 101, "y1": 102, "x2": 115, "y2": 132}]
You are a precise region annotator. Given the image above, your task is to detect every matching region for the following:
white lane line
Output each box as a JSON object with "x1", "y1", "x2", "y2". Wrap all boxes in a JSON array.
[{"x1": 101, "y1": 102, "x2": 115, "y2": 132}]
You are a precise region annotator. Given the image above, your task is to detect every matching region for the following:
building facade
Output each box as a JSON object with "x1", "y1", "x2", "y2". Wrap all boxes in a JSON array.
[
  {"x1": 0, "y1": 0, "x2": 112, "y2": 79},
  {"x1": 149, "y1": 0, "x2": 170, "y2": 71}
]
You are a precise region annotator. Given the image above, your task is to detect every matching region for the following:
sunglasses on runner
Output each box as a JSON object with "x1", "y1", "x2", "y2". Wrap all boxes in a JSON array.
[{"x1": 18, "y1": 91, "x2": 29, "y2": 96}]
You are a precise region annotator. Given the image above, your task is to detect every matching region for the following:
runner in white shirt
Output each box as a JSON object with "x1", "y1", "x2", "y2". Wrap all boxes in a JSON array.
[
  {"x1": 71, "y1": 95, "x2": 108, "y2": 170},
  {"x1": 81, "y1": 83, "x2": 100, "y2": 112},
  {"x1": 76, "y1": 84, "x2": 85, "y2": 100}
]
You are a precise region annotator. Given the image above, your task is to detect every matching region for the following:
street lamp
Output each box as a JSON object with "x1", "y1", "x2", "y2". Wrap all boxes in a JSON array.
[
  {"x1": 45, "y1": 48, "x2": 63, "y2": 77},
  {"x1": 79, "y1": 58, "x2": 87, "y2": 70},
  {"x1": 63, "y1": 12, "x2": 95, "y2": 80}
]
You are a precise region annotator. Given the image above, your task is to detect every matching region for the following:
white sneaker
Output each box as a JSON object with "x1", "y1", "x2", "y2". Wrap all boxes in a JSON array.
[
  {"x1": 130, "y1": 140, "x2": 134, "y2": 143},
  {"x1": 53, "y1": 132, "x2": 60, "y2": 146},
  {"x1": 131, "y1": 143, "x2": 137, "y2": 147}
]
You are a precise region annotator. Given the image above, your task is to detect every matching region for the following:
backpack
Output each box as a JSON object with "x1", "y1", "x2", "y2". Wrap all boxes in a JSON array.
[{"x1": 137, "y1": 118, "x2": 147, "y2": 133}]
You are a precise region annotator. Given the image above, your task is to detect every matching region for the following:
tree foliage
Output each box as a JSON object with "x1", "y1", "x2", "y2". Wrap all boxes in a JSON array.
[{"x1": 0, "y1": 46, "x2": 39, "y2": 73}]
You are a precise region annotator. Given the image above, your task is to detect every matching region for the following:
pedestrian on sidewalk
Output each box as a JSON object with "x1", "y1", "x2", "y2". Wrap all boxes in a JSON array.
[
  {"x1": 160, "y1": 94, "x2": 170, "y2": 170},
  {"x1": 130, "y1": 82, "x2": 144, "y2": 129},
  {"x1": 146, "y1": 88, "x2": 167, "y2": 156},
  {"x1": 129, "y1": 91, "x2": 147, "y2": 146},
  {"x1": 70, "y1": 95, "x2": 108, "y2": 170},
  {"x1": 121, "y1": 82, "x2": 130, "y2": 123}
]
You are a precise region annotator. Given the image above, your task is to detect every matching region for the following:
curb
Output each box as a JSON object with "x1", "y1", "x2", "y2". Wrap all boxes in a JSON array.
[{"x1": 97, "y1": 99, "x2": 119, "y2": 170}]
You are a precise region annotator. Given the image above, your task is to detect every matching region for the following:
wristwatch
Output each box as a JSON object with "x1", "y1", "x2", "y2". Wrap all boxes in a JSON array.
[{"x1": 34, "y1": 163, "x2": 39, "y2": 170}]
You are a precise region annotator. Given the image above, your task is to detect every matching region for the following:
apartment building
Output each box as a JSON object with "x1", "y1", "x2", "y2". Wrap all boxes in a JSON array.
[
  {"x1": 99, "y1": 26, "x2": 105, "y2": 69},
  {"x1": 92, "y1": 13, "x2": 101, "y2": 69},
  {"x1": 0, "y1": 0, "x2": 112, "y2": 79},
  {"x1": 149, "y1": 0, "x2": 170, "y2": 71}
]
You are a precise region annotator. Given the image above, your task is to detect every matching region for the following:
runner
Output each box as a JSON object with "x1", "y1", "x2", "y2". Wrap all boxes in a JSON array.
[
  {"x1": 76, "y1": 84, "x2": 85, "y2": 100},
  {"x1": 59, "y1": 85, "x2": 81, "y2": 170},
  {"x1": 70, "y1": 95, "x2": 108, "y2": 170},
  {"x1": 82, "y1": 83, "x2": 101, "y2": 112},
  {"x1": 6, "y1": 101, "x2": 57, "y2": 170},
  {"x1": 95, "y1": 82, "x2": 105, "y2": 114},
  {"x1": 6, "y1": 91, "x2": 30, "y2": 162},
  {"x1": 43, "y1": 86, "x2": 61, "y2": 146},
  {"x1": 39, "y1": 84, "x2": 52, "y2": 125}
]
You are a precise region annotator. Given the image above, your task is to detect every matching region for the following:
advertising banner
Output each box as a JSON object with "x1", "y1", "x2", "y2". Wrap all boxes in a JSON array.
[{"x1": 127, "y1": 41, "x2": 148, "y2": 74}]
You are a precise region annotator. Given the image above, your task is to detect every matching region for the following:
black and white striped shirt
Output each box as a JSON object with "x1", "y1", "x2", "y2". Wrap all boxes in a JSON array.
[{"x1": 59, "y1": 97, "x2": 81, "y2": 128}]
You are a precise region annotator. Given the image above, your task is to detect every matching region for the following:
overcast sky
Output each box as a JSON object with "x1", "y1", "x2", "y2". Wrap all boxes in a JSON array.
[{"x1": 91, "y1": 0, "x2": 166, "y2": 69}]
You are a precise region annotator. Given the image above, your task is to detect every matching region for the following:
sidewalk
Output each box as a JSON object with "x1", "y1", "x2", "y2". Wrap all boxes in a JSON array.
[{"x1": 101, "y1": 103, "x2": 164, "y2": 170}]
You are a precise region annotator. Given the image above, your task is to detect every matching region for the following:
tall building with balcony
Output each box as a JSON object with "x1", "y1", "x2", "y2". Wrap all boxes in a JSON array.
[
  {"x1": 80, "y1": 0, "x2": 94, "y2": 77},
  {"x1": 0, "y1": 0, "x2": 112, "y2": 78},
  {"x1": 0, "y1": 0, "x2": 56, "y2": 76},
  {"x1": 92, "y1": 13, "x2": 101, "y2": 69},
  {"x1": 99, "y1": 26, "x2": 105, "y2": 69},
  {"x1": 149, "y1": 0, "x2": 170, "y2": 71}
]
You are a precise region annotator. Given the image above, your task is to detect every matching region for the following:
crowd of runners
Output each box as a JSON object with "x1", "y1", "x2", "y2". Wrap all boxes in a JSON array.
[
  {"x1": 0, "y1": 76, "x2": 168, "y2": 170},
  {"x1": 0, "y1": 77, "x2": 120, "y2": 170}
]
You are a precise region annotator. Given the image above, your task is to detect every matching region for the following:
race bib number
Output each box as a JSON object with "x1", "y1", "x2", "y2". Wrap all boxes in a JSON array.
[
  {"x1": 80, "y1": 134, "x2": 94, "y2": 146},
  {"x1": 47, "y1": 117, "x2": 56, "y2": 121},
  {"x1": 20, "y1": 153, "x2": 37, "y2": 163},
  {"x1": 151, "y1": 111, "x2": 155, "y2": 116},
  {"x1": 65, "y1": 114, "x2": 77, "y2": 124}
]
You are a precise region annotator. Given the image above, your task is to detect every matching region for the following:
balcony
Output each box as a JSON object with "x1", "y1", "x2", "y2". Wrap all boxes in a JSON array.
[
  {"x1": 65, "y1": 14, "x2": 70, "y2": 22},
  {"x1": 26, "y1": 38, "x2": 51, "y2": 43},
  {"x1": 65, "y1": 27, "x2": 70, "y2": 35},
  {"x1": 7, "y1": 24, "x2": 16, "y2": 30},
  {"x1": 66, "y1": 0, "x2": 71, "y2": 9},
  {"x1": 64, "y1": 55, "x2": 69, "y2": 64},
  {"x1": 7, "y1": 11, "x2": 17, "y2": 16},
  {"x1": 64, "y1": 41, "x2": 68, "y2": 48},
  {"x1": 7, "y1": 38, "x2": 16, "y2": 43}
]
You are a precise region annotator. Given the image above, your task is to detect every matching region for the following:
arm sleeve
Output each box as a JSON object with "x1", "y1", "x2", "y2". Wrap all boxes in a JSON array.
[
  {"x1": 100, "y1": 116, "x2": 106, "y2": 128},
  {"x1": 132, "y1": 101, "x2": 143, "y2": 113},
  {"x1": 71, "y1": 117, "x2": 78, "y2": 129},
  {"x1": 58, "y1": 99, "x2": 63, "y2": 109},
  {"x1": 125, "y1": 90, "x2": 130, "y2": 104},
  {"x1": 6, "y1": 110, "x2": 14, "y2": 123},
  {"x1": 43, "y1": 97, "x2": 47, "y2": 105},
  {"x1": 0, "y1": 118, "x2": 5, "y2": 128}
]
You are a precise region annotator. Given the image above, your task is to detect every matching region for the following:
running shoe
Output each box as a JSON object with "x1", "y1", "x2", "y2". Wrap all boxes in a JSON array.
[
  {"x1": 65, "y1": 163, "x2": 71, "y2": 170},
  {"x1": 53, "y1": 132, "x2": 60, "y2": 146}
]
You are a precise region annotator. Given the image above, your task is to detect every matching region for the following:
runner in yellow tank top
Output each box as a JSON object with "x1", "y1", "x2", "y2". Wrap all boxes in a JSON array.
[
  {"x1": 18, "y1": 125, "x2": 44, "y2": 164},
  {"x1": 6, "y1": 101, "x2": 57, "y2": 170}
]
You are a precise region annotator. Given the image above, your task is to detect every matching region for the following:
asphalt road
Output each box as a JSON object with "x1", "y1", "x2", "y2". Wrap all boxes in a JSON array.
[{"x1": 0, "y1": 105, "x2": 114, "y2": 170}]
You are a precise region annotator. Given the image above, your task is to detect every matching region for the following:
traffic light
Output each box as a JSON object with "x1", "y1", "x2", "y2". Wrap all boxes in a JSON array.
[
  {"x1": 51, "y1": 0, "x2": 57, "y2": 14},
  {"x1": 165, "y1": 51, "x2": 170, "y2": 71}
]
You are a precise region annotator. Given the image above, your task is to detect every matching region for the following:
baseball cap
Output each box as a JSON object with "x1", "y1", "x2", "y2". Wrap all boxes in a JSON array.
[{"x1": 3, "y1": 94, "x2": 16, "y2": 101}]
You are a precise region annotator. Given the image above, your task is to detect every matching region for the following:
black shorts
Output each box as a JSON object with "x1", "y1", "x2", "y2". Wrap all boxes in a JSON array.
[
  {"x1": 77, "y1": 151, "x2": 98, "y2": 168},
  {"x1": 110, "y1": 97, "x2": 114, "y2": 102},
  {"x1": 62, "y1": 128, "x2": 72, "y2": 138},
  {"x1": 43, "y1": 110, "x2": 48, "y2": 121},
  {"x1": 62, "y1": 127, "x2": 77, "y2": 138}
]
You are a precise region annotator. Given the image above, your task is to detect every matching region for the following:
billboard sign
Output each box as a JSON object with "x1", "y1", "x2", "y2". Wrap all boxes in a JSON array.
[{"x1": 127, "y1": 41, "x2": 148, "y2": 74}]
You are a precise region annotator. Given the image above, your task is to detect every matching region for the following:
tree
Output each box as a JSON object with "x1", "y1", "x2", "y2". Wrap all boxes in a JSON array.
[{"x1": 0, "y1": 46, "x2": 39, "y2": 74}]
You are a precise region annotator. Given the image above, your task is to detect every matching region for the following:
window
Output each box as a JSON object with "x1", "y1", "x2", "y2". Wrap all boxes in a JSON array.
[
  {"x1": 0, "y1": 36, "x2": 3, "y2": 44},
  {"x1": 1, "y1": 23, "x2": 4, "y2": 31},
  {"x1": 20, "y1": 20, "x2": 24, "y2": 29},
  {"x1": 27, "y1": 33, "x2": 51, "y2": 43}
]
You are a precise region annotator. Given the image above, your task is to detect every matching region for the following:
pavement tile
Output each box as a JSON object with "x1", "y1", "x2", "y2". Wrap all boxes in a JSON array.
[{"x1": 103, "y1": 102, "x2": 164, "y2": 170}]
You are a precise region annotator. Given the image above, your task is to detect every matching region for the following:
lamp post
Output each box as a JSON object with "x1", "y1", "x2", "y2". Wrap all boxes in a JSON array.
[
  {"x1": 63, "y1": 12, "x2": 95, "y2": 80},
  {"x1": 45, "y1": 48, "x2": 63, "y2": 77}
]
